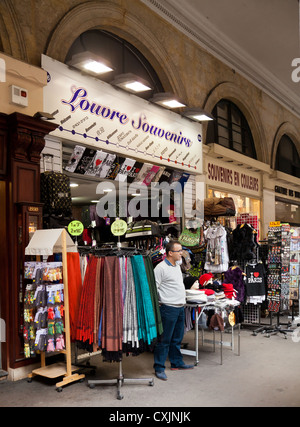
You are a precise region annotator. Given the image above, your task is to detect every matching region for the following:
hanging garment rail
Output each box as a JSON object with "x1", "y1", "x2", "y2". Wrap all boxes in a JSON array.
[
  {"x1": 75, "y1": 252, "x2": 160, "y2": 399},
  {"x1": 88, "y1": 360, "x2": 154, "y2": 400}
]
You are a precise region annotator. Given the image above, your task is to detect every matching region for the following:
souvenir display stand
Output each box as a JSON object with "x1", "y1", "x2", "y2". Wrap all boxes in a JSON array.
[
  {"x1": 290, "y1": 227, "x2": 300, "y2": 321},
  {"x1": 25, "y1": 228, "x2": 85, "y2": 391},
  {"x1": 248, "y1": 223, "x2": 293, "y2": 338}
]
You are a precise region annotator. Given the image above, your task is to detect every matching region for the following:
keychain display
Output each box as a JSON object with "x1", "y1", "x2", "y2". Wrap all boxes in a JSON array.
[
  {"x1": 267, "y1": 224, "x2": 290, "y2": 313},
  {"x1": 267, "y1": 225, "x2": 282, "y2": 313},
  {"x1": 289, "y1": 227, "x2": 300, "y2": 304},
  {"x1": 23, "y1": 262, "x2": 65, "y2": 358}
]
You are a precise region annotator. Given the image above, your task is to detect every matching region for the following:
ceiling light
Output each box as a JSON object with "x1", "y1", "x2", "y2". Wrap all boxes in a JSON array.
[
  {"x1": 33, "y1": 111, "x2": 55, "y2": 120},
  {"x1": 68, "y1": 51, "x2": 114, "y2": 75},
  {"x1": 111, "y1": 73, "x2": 152, "y2": 93},
  {"x1": 70, "y1": 183, "x2": 79, "y2": 188},
  {"x1": 103, "y1": 188, "x2": 113, "y2": 192},
  {"x1": 91, "y1": 200, "x2": 99, "y2": 203},
  {"x1": 182, "y1": 108, "x2": 214, "y2": 122},
  {"x1": 150, "y1": 92, "x2": 186, "y2": 109}
]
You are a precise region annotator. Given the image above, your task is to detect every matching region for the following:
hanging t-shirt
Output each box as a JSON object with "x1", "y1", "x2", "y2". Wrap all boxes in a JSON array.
[
  {"x1": 204, "y1": 224, "x2": 229, "y2": 273},
  {"x1": 245, "y1": 262, "x2": 266, "y2": 296}
]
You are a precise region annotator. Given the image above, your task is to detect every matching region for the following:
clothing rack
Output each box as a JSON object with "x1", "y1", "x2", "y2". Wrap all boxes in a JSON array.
[
  {"x1": 88, "y1": 359, "x2": 154, "y2": 400},
  {"x1": 77, "y1": 241, "x2": 156, "y2": 400}
]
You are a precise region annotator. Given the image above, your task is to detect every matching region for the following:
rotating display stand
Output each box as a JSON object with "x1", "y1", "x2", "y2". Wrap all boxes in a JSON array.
[{"x1": 25, "y1": 228, "x2": 85, "y2": 391}]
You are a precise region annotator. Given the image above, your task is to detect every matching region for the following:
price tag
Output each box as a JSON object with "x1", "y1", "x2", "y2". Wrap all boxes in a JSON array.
[
  {"x1": 68, "y1": 220, "x2": 84, "y2": 236},
  {"x1": 269, "y1": 221, "x2": 281, "y2": 227},
  {"x1": 111, "y1": 219, "x2": 127, "y2": 236}
]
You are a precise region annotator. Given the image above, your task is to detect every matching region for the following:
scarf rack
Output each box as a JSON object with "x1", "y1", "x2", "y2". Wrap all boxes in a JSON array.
[{"x1": 77, "y1": 242, "x2": 156, "y2": 400}]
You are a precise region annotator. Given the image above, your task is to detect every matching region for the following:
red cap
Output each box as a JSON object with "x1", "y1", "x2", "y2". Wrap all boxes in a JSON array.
[{"x1": 199, "y1": 273, "x2": 214, "y2": 286}]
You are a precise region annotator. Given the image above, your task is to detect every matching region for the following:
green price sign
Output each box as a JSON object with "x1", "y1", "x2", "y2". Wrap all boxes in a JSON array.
[
  {"x1": 68, "y1": 220, "x2": 84, "y2": 236},
  {"x1": 111, "y1": 219, "x2": 127, "y2": 236}
]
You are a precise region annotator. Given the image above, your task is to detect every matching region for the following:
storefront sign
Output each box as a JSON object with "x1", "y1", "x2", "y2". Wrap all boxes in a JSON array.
[
  {"x1": 205, "y1": 158, "x2": 261, "y2": 196},
  {"x1": 275, "y1": 185, "x2": 300, "y2": 199},
  {"x1": 42, "y1": 55, "x2": 202, "y2": 173}
]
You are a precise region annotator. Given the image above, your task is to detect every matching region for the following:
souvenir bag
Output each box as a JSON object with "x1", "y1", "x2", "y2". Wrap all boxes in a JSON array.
[
  {"x1": 40, "y1": 171, "x2": 72, "y2": 216},
  {"x1": 149, "y1": 238, "x2": 166, "y2": 266},
  {"x1": 40, "y1": 153, "x2": 72, "y2": 216},
  {"x1": 188, "y1": 259, "x2": 205, "y2": 278},
  {"x1": 178, "y1": 227, "x2": 201, "y2": 247}
]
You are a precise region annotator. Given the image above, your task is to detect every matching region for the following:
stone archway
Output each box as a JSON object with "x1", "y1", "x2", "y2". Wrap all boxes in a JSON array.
[
  {"x1": 202, "y1": 81, "x2": 267, "y2": 163},
  {"x1": 45, "y1": 1, "x2": 187, "y2": 102},
  {"x1": 271, "y1": 121, "x2": 300, "y2": 170}
]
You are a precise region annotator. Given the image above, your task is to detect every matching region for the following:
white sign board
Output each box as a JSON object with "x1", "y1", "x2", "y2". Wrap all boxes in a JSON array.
[
  {"x1": 205, "y1": 157, "x2": 261, "y2": 197},
  {"x1": 42, "y1": 55, "x2": 202, "y2": 173}
]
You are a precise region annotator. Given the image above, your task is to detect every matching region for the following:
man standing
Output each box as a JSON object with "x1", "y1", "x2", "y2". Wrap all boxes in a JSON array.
[{"x1": 153, "y1": 240, "x2": 194, "y2": 380}]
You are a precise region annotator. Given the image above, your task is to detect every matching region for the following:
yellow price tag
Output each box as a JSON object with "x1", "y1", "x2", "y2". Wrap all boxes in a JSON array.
[
  {"x1": 68, "y1": 220, "x2": 84, "y2": 236},
  {"x1": 269, "y1": 221, "x2": 281, "y2": 227},
  {"x1": 111, "y1": 219, "x2": 127, "y2": 236}
]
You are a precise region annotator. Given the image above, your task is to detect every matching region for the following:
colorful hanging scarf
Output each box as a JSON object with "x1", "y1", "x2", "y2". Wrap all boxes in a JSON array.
[
  {"x1": 67, "y1": 252, "x2": 83, "y2": 342},
  {"x1": 76, "y1": 255, "x2": 98, "y2": 349},
  {"x1": 131, "y1": 255, "x2": 157, "y2": 345},
  {"x1": 93, "y1": 257, "x2": 104, "y2": 352},
  {"x1": 143, "y1": 256, "x2": 163, "y2": 337},
  {"x1": 123, "y1": 257, "x2": 139, "y2": 351},
  {"x1": 101, "y1": 256, "x2": 123, "y2": 361}
]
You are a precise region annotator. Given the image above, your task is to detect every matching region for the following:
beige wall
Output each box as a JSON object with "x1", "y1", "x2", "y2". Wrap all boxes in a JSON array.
[{"x1": 0, "y1": 52, "x2": 47, "y2": 115}]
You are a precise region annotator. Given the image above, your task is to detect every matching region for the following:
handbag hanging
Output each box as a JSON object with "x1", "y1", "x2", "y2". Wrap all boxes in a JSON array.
[{"x1": 178, "y1": 227, "x2": 201, "y2": 247}]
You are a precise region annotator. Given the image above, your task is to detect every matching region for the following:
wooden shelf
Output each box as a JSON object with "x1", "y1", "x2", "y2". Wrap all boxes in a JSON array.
[{"x1": 30, "y1": 362, "x2": 79, "y2": 379}]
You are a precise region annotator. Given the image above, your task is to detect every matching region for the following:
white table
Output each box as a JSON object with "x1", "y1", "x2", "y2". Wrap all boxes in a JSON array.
[{"x1": 182, "y1": 301, "x2": 241, "y2": 365}]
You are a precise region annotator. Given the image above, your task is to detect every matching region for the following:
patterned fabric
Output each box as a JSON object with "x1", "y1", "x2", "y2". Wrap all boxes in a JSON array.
[{"x1": 40, "y1": 171, "x2": 72, "y2": 216}]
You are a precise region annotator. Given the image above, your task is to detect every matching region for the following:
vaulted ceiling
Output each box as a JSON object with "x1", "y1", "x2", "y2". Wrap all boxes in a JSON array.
[{"x1": 142, "y1": 0, "x2": 300, "y2": 116}]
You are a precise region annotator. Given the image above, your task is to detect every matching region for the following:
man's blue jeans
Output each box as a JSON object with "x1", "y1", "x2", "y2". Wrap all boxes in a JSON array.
[{"x1": 154, "y1": 304, "x2": 185, "y2": 372}]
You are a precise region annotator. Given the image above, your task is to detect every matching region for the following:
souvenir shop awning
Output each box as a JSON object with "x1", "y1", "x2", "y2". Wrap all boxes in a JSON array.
[{"x1": 25, "y1": 228, "x2": 77, "y2": 256}]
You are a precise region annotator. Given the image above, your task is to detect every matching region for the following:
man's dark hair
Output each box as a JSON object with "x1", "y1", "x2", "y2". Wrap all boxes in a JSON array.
[{"x1": 166, "y1": 240, "x2": 181, "y2": 255}]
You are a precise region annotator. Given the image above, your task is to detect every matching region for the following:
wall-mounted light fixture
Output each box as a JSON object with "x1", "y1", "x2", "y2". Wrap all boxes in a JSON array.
[
  {"x1": 182, "y1": 108, "x2": 214, "y2": 122},
  {"x1": 67, "y1": 51, "x2": 114, "y2": 75},
  {"x1": 111, "y1": 73, "x2": 152, "y2": 93},
  {"x1": 150, "y1": 92, "x2": 186, "y2": 109}
]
